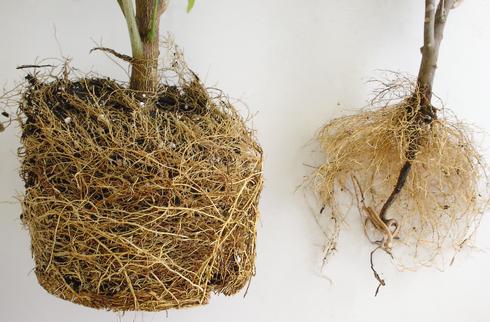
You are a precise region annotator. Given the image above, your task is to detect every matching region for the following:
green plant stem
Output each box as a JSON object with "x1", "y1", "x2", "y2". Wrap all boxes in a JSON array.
[
  {"x1": 117, "y1": 0, "x2": 144, "y2": 59},
  {"x1": 148, "y1": 0, "x2": 160, "y2": 41}
]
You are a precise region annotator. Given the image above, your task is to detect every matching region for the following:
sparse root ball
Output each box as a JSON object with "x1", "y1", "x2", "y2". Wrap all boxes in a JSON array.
[
  {"x1": 18, "y1": 63, "x2": 263, "y2": 311},
  {"x1": 312, "y1": 77, "x2": 489, "y2": 268}
]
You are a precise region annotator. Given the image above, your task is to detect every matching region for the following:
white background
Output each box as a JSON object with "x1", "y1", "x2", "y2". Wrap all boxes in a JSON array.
[{"x1": 1, "y1": 1, "x2": 490, "y2": 321}]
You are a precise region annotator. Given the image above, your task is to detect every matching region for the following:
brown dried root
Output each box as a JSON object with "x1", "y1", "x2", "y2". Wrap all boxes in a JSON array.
[
  {"x1": 311, "y1": 76, "x2": 489, "y2": 270},
  {"x1": 15, "y1": 56, "x2": 263, "y2": 311}
]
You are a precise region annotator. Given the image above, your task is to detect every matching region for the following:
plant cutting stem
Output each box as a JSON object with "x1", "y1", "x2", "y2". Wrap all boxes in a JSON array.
[
  {"x1": 417, "y1": 0, "x2": 456, "y2": 103},
  {"x1": 117, "y1": 0, "x2": 144, "y2": 58},
  {"x1": 378, "y1": 0, "x2": 457, "y2": 223}
]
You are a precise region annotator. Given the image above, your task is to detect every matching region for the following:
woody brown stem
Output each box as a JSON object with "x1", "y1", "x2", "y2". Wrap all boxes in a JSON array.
[
  {"x1": 417, "y1": 0, "x2": 455, "y2": 103},
  {"x1": 378, "y1": 0, "x2": 456, "y2": 222}
]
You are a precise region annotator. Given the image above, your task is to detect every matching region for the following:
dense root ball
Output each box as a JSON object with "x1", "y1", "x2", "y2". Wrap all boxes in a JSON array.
[
  {"x1": 18, "y1": 70, "x2": 263, "y2": 311},
  {"x1": 312, "y1": 81, "x2": 489, "y2": 268}
]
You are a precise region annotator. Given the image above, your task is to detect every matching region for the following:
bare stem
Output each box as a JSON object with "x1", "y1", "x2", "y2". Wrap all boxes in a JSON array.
[
  {"x1": 417, "y1": 0, "x2": 456, "y2": 98},
  {"x1": 417, "y1": 0, "x2": 436, "y2": 90},
  {"x1": 117, "y1": 0, "x2": 143, "y2": 59},
  {"x1": 148, "y1": 0, "x2": 160, "y2": 41}
]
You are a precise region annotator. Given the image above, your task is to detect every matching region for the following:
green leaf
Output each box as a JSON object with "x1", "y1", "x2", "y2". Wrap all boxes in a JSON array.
[{"x1": 187, "y1": 0, "x2": 196, "y2": 12}]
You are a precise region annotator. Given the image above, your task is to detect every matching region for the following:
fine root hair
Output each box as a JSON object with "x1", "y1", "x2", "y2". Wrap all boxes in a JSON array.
[
  {"x1": 311, "y1": 75, "x2": 489, "y2": 268},
  {"x1": 15, "y1": 52, "x2": 263, "y2": 311}
]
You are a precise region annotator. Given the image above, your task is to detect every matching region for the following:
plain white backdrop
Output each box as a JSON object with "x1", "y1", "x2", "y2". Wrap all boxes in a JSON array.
[{"x1": 1, "y1": 1, "x2": 490, "y2": 321}]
